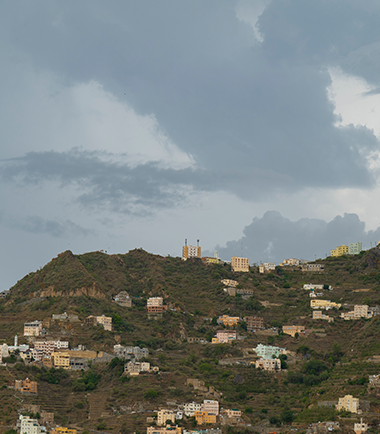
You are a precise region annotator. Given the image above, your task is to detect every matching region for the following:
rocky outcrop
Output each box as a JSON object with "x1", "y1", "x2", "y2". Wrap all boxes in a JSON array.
[{"x1": 37, "y1": 282, "x2": 106, "y2": 299}]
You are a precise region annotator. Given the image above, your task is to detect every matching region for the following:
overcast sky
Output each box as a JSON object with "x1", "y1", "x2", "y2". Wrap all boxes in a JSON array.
[{"x1": 2, "y1": 1, "x2": 380, "y2": 290}]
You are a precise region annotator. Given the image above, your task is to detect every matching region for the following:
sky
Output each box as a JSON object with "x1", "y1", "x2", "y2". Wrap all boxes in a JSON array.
[{"x1": 2, "y1": 1, "x2": 380, "y2": 291}]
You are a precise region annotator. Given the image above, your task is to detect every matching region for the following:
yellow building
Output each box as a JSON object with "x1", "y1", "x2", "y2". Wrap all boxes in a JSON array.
[
  {"x1": 157, "y1": 410, "x2": 175, "y2": 426},
  {"x1": 231, "y1": 257, "x2": 249, "y2": 272},
  {"x1": 283, "y1": 325, "x2": 305, "y2": 337},
  {"x1": 218, "y1": 315, "x2": 240, "y2": 327},
  {"x1": 310, "y1": 300, "x2": 341, "y2": 310},
  {"x1": 51, "y1": 427, "x2": 77, "y2": 434},
  {"x1": 331, "y1": 245, "x2": 349, "y2": 257},
  {"x1": 51, "y1": 352, "x2": 70, "y2": 370},
  {"x1": 147, "y1": 426, "x2": 182, "y2": 434},
  {"x1": 337, "y1": 395, "x2": 360, "y2": 414},
  {"x1": 194, "y1": 411, "x2": 217, "y2": 425}
]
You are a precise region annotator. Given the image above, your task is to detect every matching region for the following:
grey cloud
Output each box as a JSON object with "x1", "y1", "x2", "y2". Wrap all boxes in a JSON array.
[
  {"x1": 362, "y1": 88, "x2": 380, "y2": 97},
  {"x1": 1, "y1": 0, "x2": 380, "y2": 199},
  {"x1": 210, "y1": 211, "x2": 380, "y2": 264}
]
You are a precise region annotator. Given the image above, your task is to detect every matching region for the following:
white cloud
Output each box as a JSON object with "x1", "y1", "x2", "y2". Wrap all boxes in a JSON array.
[{"x1": 235, "y1": 0, "x2": 271, "y2": 43}]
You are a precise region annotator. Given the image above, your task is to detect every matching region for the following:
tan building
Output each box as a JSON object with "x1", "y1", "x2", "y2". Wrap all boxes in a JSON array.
[
  {"x1": 147, "y1": 297, "x2": 167, "y2": 313},
  {"x1": 221, "y1": 279, "x2": 238, "y2": 287},
  {"x1": 51, "y1": 352, "x2": 70, "y2": 370},
  {"x1": 312, "y1": 311, "x2": 334, "y2": 323},
  {"x1": 231, "y1": 257, "x2": 249, "y2": 272},
  {"x1": 224, "y1": 409, "x2": 242, "y2": 418},
  {"x1": 331, "y1": 245, "x2": 349, "y2": 257},
  {"x1": 279, "y1": 258, "x2": 300, "y2": 267},
  {"x1": 310, "y1": 300, "x2": 341, "y2": 310},
  {"x1": 259, "y1": 263, "x2": 276, "y2": 273},
  {"x1": 194, "y1": 411, "x2": 217, "y2": 425},
  {"x1": 24, "y1": 321, "x2": 42, "y2": 337},
  {"x1": 51, "y1": 428, "x2": 77, "y2": 434},
  {"x1": 15, "y1": 378, "x2": 38, "y2": 394},
  {"x1": 244, "y1": 316, "x2": 264, "y2": 332},
  {"x1": 354, "y1": 419, "x2": 368, "y2": 434},
  {"x1": 255, "y1": 358, "x2": 281, "y2": 371},
  {"x1": 147, "y1": 426, "x2": 181, "y2": 434},
  {"x1": 212, "y1": 330, "x2": 237, "y2": 344},
  {"x1": 283, "y1": 325, "x2": 305, "y2": 337},
  {"x1": 337, "y1": 395, "x2": 360, "y2": 414},
  {"x1": 301, "y1": 263, "x2": 324, "y2": 272},
  {"x1": 157, "y1": 410, "x2": 176, "y2": 426},
  {"x1": 218, "y1": 315, "x2": 240, "y2": 327},
  {"x1": 86, "y1": 315, "x2": 112, "y2": 331},
  {"x1": 182, "y1": 239, "x2": 201, "y2": 260}
]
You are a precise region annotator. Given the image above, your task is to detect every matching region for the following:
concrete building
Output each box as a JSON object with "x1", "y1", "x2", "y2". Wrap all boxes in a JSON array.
[
  {"x1": 279, "y1": 258, "x2": 300, "y2": 267},
  {"x1": 51, "y1": 428, "x2": 77, "y2": 434},
  {"x1": 212, "y1": 330, "x2": 237, "y2": 344},
  {"x1": 303, "y1": 284, "x2": 325, "y2": 290},
  {"x1": 114, "y1": 345, "x2": 149, "y2": 360},
  {"x1": 255, "y1": 358, "x2": 281, "y2": 371},
  {"x1": 310, "y1": 300, "x2": 341, "y2": 310},
  {"x1": 182, "y1": 239, "x2": 201, "y2": 260},
  {"x1": 231, "y1": 257, "x2": 249, "y2": 272},
  {"x1": 19, "y1": 415, "x2": 41, "y2": 434},
  {"x1": 34, "y1": 340, "x2": 69, "y2": 356},
  {"x1": 218, "y1": 315, "x2": 240, "y2": 327},
  {"x1": 337, "y1": 395, "x2": 360, "y2": 414},
  {"x1": 114, "y1": 291, "x2": 132, "y2": 307},
  {"x1": 147, "y1": 426, "x2": 182, "y2": 434},
  {"x1": 331, "y1": 245, "x2": 349, "y2": 257},
  {"x1": 354, "y1": 419, "x2": 368, "y2": 434},
  {"x1": 202, "y1": 400, "x2": 219, "y2": 415},
  {"x1": 124, "y1": 361, "x2": 159, "y2": 376},
  {"x1": 184, "y1": 402, "x2": 202, "y2": 417},
  {"x1": 194, "y1": 411, "x2": 217, "y2": 425},
  {"x1": 157, "y1": 410, "x2": 176, "y2": 426},
  {"x1": 23, "y1": 321, "x2": 42, "y2": 337},
  {"x1": 221, "y1": 279, "x2": 238, "y2": 287},
  {"x1": 259, "y1": 263, "x2": 276, "y2": 273},
  {"x1": 341, "y1": 305, "x2": 373, "y2": 320},
  {"x1": 349, "y1": 242, "x2": 363, "y2": 255},
  {"x1": 85, "y1": 315, "x2": 112, "y2": 331},
  {"x1": 301, "y1": 264, "x2": 324, "y2": 272},
  {"x1": 51, "y1": 352, "x2": 70, "y2": 370},
  {"x1": 15, "y1": 378, "x2": 38, "y2": 394},
  {"x1": 283, "y1": 325, "x2": 305, "y2": 337},
  {"x1": 312, "y1": 311, "x2": 334, "y2": 323},
  {"x1": 224, "y1": 409, "x2": 242, "y2": 418},
  {"x1": 253, "y1": 344, "x2": 283, "y2": 359},
  {"x1": 243, "y1": 316, "x2": 264, "y2": 332},
  {"x1": 147, "y1": 297, "x2": 167, "y2": 313}
]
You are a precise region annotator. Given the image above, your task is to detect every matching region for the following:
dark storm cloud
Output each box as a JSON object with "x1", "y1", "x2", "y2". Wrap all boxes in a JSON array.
[
  {"x1": 0, "y1": 149, "x2": 294, "y2": 214},
  {"x1": 211, "y1": 211, "x2": 380, "y2": 264},
  {"x1": 1, "y1": 0, "x2": 380, "y2": 200}
]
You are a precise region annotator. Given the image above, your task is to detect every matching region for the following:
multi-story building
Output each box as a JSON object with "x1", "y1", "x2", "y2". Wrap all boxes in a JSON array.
[
  {"x1": 147, "y1": 426, "x2": 181, "y2": 434},
  {"x1": 124, "y1": 361, "x2": 158, "y2": 376},
  {"x1": 85, "y1": 315, "x2": 112, "y2": 331},
  {"x1": 349, "y1": 242, "x2": 363, "y2": 255},
  {"x1": 221, "y1": 279, "x2": 238, "y2": 287},
  {"x1": 19, "y1": 415, "x2": 42, "y2": 434},
  {"x1": 354, "y1": 419, "x2": 368, "y2": 434},
  {"x1": 114, "y1": 345, "x2": 149, "y2": 360},
  {"x1": 147, "y1": 297, "x2": 167, "y2": 313},
  {"x1": 182, "y1": 239, "x2": 201, "y2": 260},
  {"x1": 34, "y1": 340, "x2": 69, "y2": 356},
  {"x1": 194, "y1": 411, "x2": 217, "y2": 425},
  {"x1": 184, "y1": 402, "x2": 202, "y2": 417},
  {"x1": 341, "y1": 305, "x2": 373, "y2": 320},
  {"x1": 224, "y1": 409, "x2": 242, "y2": 418},
  {"x1": 279, "y1": 258, "x2": 300, "y2": 267},
  {"x1": 253, "y1": 344, "x2": 284, "y2": 359},
  {"x1": 15, "y1": 378, "x2": 38, "y2": 394},
  {"x1": 255, "y1": 358, "x2": 281, "y2": 371},
  {"x1": 114, "y1": 291, "x2": 132, "y2": 307},
  {"x1": 218, "y1": 315, "x2": 240, "y2": 327},
  {"x1": 212, "y1": 330, "x2": 237, "y2": 344},
  {"x1": 202, "y1": 400, "x2": 219, "y2": 415},
  {"x1": 331, "y1": 245, "x2": 349, "y2": 257},
  {"x1": 51, "y1": 352, "x2": 70, "y2": 370},
  {"x1": 310, "y1": 300, "x2": 341, "y2": 310},
  {"x1": 244, "y1": 316, "x2": 264, "y2": 332},
  {"x1": 303, "y1": 283, "x2": 325, "y2": 291},
  {"x1": 24, "y1": 321, "x2": 42, "y2": 337},
  {"x1": 259, "y1": 263, "x2": 276, "y2": 274},
  {"x1": 283, "y1": 325, "x2": 305, "y2": 337},
  {"x1": 337, "y1": 395, "x2": 360, "y2": 414},
  {"x1": 312, "y1": 311, "x2": 334, "y2": 323},
  {"x1": 301, "y1": 264, "x2": 324, "y2": 272},
  {"x1": 231, "y1": 257, "x2": 249, "y2": 272},
  {"x1": 157, "y1": 410, "x2": 176, "y2": 426}
]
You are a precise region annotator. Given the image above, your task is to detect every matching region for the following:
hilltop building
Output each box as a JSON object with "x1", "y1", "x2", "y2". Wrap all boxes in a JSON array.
[
  {"x1": 182, "y1": 239, "x2": 201, "y2": 260},
  {"x1": 349, "y1": 242, "x2": 363, "y2": 255},
  {"x1": 259, "y1": 262, "x2": 276, "y2": 273},
  {"x1": 231, "y1": 257, "x2": 249, "y2": 272},
  {"x1": 331, "y1": 245, "x2": 349, "y2": 257}
]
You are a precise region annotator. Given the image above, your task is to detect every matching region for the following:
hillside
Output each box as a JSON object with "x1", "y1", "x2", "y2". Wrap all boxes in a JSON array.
[{"x1": 2, "y1": 248, "x2": 380, "y2": 433}]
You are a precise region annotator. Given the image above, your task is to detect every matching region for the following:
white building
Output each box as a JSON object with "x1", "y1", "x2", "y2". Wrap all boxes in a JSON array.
[
  {"x1": 202, "y1": 400, "x2": 219, "y2": 415},
  {"x1": 184, "y1": 402, "x2": 202, "y2": 417},
  {"x1": 24, "y1": 321, "x2": 42, "y2": 337},
  {"x1": 182, "y1": 239, "x2": 201, "y2": 260},
  {"x1": 259, "y1": 263, "x2": 276, "y2": 273},
  {"x1": 19, "y1": 415, "x2": 42, "y2": 434},
  {"x1": 253, "y1": 343, "x2": 284, "y2": 359}
]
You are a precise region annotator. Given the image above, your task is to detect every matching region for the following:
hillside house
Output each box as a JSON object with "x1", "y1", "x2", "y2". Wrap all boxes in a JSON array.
[
  {"x1": 224, "y1": 409, "x2": 242, "y2": 418},
  {"x1": 369, "y1": 375, "x2": 380, "y2": 387},
  {"x1": 221, "y1": 279, "x2": 238, "y2": 287},
  {"x1": 51, "y1": 428, "x2": 77, "y2": 434},
  {"x1": 255, "y1": 358, "x2": 281, "y2": 371},
  {"x1": 310, "y1": 300, "x2": 341, "y2": 310},
  {"x1": 337, "y1": 395, "x2": 360, "y2": 414},
  {"x1": 51, "y1": 312, "x2": 79, "y2": 322},
  {"x1": 114, "y1": 345, "x2": 149, "y2": 360},
  {"x1": 34, "y1": 340, "x2": 69, "y2": 356},
  {"x1": 86, "y1": 315, "x2": 112, "y2": 331},
  {"x1": 253, "y1": 343, "x2": 284, "y2": 359},
  {"x1": 303, "y1": 284, "x2": 325, "y2": 290},
  {"x1": 259, "y1": 262, "x2": 276, "y2": 273},
  {"x1": 349, "y1": 242, "x2": 363, "y2": 255},
  {"x1": 331, "y1": 245, "x2": 349, "y2": 257},
  {"x1": 18, "y1": 415, "x2": 41, "y2": 434},
  {"x1": 194, "y1": 411, "x2": 217, "y2": 425},
  {"x1": 212, "y1": 330, "x2": 236, "y2": 344},
  {"x1": 231, "y1": 257, "x2": 249, "y2": 272},
  {"x1": 243, "y1": 316, "x2": 264, "y2": 332},
  {"x1": 301, "y1": 264, "x2": 324, "y2": 272},
  {"x1": 184, "y1": 402, "x2": 202, "y2": 417},
  {"x1": 157, "y1": 410, "x2": 176, "y2": 426},
  {"x1": 124, "y1": 361, "x2": 159, "y2": 376},
  {"x1": 218, "y1": 315, "x2": 240, "y2": 327},
  {"x1": 341, "y1": 305, "x2": 373, "y2": 320},
  {"x1": 114, "y1": 291, "x2": 132, "y2": 307},
  {"x1": 24, "y1": 321, "x2": 42, "y2": 337},
  {"x1": 312, "y1": 311, "x2": 334, "y2": 323},
  {"x1": 14, "y1": 378, "x2": 38, "y2": 394},
  {"x1": 354, "y1": 419, "x2": 368, "y2": 434},
  {"x1": 147, "y1": 297, "x2": 168, "y2": 313},
  {"x1": 279, "y1": 258, "x2": 300, "y2": 267},
  {"x1": 283, "y1": 325, "x2": 305, "y2": 337},
  {"x1": 147, "y1": 426, "x2": 182, "y2": 434}
]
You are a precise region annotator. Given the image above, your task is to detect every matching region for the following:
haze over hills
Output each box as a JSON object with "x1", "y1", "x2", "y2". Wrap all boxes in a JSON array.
[{"x1": 1, "y1": 248, "x2": 380, "y2": 432}]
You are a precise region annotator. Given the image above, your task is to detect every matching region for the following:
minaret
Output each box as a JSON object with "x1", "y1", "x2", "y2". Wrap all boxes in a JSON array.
[{"x1": 14, "y1": 335, "x2": 18, "y2": 347}]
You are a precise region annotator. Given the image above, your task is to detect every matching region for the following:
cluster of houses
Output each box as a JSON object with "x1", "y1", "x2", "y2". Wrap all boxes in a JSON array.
[{"x1": 17, "y1": 414, "x2": 76, "y2": 434}]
